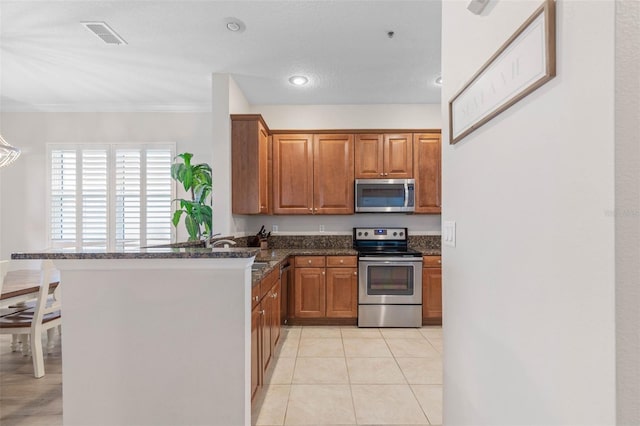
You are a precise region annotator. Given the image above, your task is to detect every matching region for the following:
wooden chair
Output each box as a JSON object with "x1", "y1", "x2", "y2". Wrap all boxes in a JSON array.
[{"x1": 0, "y1": 267, "x2": 61, "y2": 378}]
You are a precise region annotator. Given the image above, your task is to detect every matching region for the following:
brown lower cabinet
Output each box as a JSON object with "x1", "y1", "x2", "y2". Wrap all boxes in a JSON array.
[
  {"x1": 250, "y1": 304, "x2": 260, "y2": 401},
  {"x1": 293, "y1": 256, "x2": 357, "y2": 322},
  {"x1": 326, "y1": 267, "x2": 358, "y2": 318},
  {"x1": 422, "y1": 256, "x2": 442, "y2": 325},
  {"x1": 251, "y1": 267, "x2": 282, "y2": 406}
]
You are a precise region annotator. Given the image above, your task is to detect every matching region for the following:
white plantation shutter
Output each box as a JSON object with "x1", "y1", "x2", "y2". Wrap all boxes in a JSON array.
[
  {"x1": 81, "y1": 150, "x2": 108, "y2": 248},
  {"x1": 49, "y1": 144, "x2": 175, "y2": 250},
  {"x1": 115, "y1": 149, "x2": 142, "y2": 249},
  {"x1": 50, "y1": 150, "x2": 77, "y2": 243},
  {"x1": 145, "y1": 150, "x2": 173, "y2": 246}
]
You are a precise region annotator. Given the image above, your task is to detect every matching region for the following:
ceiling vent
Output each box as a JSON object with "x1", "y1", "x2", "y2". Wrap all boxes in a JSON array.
[{"x1": 82, "y1": 22, "x2": 127, "y2": 45}]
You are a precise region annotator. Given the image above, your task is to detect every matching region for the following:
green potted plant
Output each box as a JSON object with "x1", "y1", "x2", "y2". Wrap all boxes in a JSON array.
[{"x1": 171, "y1": 152, "x2": 212, "y2": 241}]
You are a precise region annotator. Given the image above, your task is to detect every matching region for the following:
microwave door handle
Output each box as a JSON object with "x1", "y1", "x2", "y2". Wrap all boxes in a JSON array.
[{"x1": 404, "y1": 183, "x2": 409, "y2": 208}]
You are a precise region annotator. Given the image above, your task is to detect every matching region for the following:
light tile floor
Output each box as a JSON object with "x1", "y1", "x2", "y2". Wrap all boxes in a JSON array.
[
  {"x1": 0, "y1": 326, "x2": 443, "y2": 426},
  {"x1": 256, "y1": 326, "x2": 443, "y2": 426}
]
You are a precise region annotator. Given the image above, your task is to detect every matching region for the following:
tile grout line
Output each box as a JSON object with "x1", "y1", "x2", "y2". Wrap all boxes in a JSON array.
[
  {"x1": 342, "y1": 326, "x2": 360, "y2": 426},
  {"x1": 383, "y1": 329, "x2": 433, "y2": 426},
  {"x1": 281, "y1": 327, "x2": 301, "y2": 426}
]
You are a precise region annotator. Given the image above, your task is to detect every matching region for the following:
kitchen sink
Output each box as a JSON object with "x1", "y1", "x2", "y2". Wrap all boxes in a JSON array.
[{"x1": 251, "y1": 262, "x2": 269, "y2": 270}]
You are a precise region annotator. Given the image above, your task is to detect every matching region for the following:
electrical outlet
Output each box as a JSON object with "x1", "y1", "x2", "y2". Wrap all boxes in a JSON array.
[
  {"x1": 443, "y1": 221, "x2": 456, "y2": 247},
  {"x1": 272, "y1": 225, "x2": 278, "y2": 233},
  {"x1": 319, "y1": 225, "x2": 325, "y2": 232}
]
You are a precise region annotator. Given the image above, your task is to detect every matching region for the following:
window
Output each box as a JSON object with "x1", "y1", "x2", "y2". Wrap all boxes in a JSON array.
[{"x1": 48, "y1": 144, "x2": 175, "y2": 250}]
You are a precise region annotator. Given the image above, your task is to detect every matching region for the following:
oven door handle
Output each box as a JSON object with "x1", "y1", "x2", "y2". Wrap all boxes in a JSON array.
[{"x1": 359, "y1": 256, "x2": 422, "y2": 263}]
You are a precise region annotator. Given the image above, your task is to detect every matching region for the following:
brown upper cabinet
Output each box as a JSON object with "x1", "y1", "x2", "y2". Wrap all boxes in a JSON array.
[
  {"x1": 413, "y1": 133, "x2": 441, "y2": 214},
  {"x1": 231, "y1": 115, "x2": 271, "y2": 214},
  {"x1": 355, "y1": 133, "x2": 413, "y2": 179},
  {"x1": 232, "y1": 114, "x2": 439, "y2": 216},
  {"x1": 273, "y1": 133, "x2": 354, "y2": 215}
]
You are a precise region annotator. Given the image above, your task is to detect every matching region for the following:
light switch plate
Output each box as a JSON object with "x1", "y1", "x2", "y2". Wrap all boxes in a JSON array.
[
  {"x1": 443, "y1": 221, "x2": 456, "y2": 247},
  {"x1": 272, "y1": 225, "x2": 278, "y2": 233}
]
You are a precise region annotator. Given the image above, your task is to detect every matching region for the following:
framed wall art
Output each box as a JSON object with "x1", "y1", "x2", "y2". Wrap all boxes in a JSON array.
[{"x1": 449, "y1": 0, "x2": 556, "y2": 144}]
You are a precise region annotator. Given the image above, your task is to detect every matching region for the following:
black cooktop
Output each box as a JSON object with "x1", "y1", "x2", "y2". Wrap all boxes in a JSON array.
[
  {"x1": 353, "y1": 227, "x2": 422, "y2": 257},
  {"x1": 356, "y1": 247, "x2": 423, "y2": 257}
]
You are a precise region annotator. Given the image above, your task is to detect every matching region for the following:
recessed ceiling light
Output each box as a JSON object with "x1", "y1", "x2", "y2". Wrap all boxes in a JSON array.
[
  {"x1": 289, "y1": 76, "x2": 309, "y2": 86},
  {"x1": 435, "y1": 76, "x2": 443, "y2": 86},
  {"x1": 226, "y1": 22, "x2": 241, "y2": 31}
]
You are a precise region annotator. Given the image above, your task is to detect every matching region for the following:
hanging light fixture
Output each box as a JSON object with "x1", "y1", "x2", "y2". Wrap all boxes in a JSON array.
[{"x1": 0, "y1": 134, "x2": 21, "y2": 168}]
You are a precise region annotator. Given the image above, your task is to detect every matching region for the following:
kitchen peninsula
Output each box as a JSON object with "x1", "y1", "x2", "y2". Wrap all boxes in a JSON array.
[{"x1": 11, "y1": 247, "x2": 259, "y2": 426}]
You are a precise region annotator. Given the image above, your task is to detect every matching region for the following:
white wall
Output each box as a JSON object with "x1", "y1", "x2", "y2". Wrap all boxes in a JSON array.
[
  {"x1": 211, "y1": 74, "x2": 253, "y2": 237},
  {"x1": 239, "y1": 103, "x2": 443, "y2": 235},
  {"x1": 615, "y1": 0, "x2": 640, "y2": 423},
  {"x1": 441, "y1": 1, "x2": 616, "y2": 424},
  {"x1": 0, "y1": 112, "x2": 213, "y2": 258},
  {"x1": 0, "y1": 86, "x2": 442, "y2": 256}
]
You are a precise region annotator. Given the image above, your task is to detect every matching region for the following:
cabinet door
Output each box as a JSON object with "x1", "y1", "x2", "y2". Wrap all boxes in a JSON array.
[
  {"x1": 384, "y1": 133, "x2": 413, "y2": 178},
  {"x1": 260, "y1": 299, "x2": 273, "y2": 374},
  {"x1": 232, "y1": 115, "x2": 270, "y2": 214},
  {"x1": 422, "y1": 267, "x2": 442, "y2": 322},
  {"x1": 355, "y1": 134, "x2": 384, "y2": 178},
  {"x1": 294, "y1": 268, "x2": 326, "y2": 318},
  {"x1": 273, "y1": 134, "x2": 314, "y2": 214},
  {"x1": 258, "y1": 122, "x2": 270, "y2": 214},
  {"x1": 270, "y1": 281, "x2": 282, "y2": 351},
  {"x1": 414, "y1": 133, "x2": 441, "y2": 214},
  {"x1": 313, "y1": 134, "x2": 354, "y2": 214},
  {"x1": 251, "y1": 305, "x2": 261, "y2": 401},
  {"x1": 326, "y1": 267, "x2": 358, "y2": 318}
]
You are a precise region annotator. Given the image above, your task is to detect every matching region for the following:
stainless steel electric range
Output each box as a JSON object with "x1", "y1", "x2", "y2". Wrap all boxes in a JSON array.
[{"x1": 353, "y1": 227, "x2": 423, "y2": 327}]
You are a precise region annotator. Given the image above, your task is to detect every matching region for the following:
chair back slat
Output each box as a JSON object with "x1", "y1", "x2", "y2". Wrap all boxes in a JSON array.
[{"x1": 31, "y1": 268, "x2": 60, "y2": 328}]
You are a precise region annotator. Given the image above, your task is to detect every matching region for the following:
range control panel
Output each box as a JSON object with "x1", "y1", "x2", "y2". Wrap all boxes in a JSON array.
[{"x1": 353, "y1": 227, "x2": 408, "y2": 241}]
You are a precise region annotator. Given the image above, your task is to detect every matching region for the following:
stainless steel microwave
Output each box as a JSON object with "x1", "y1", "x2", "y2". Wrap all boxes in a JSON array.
[{"x1": 354, "y1": 179, "x2": 415, "y2": 213}]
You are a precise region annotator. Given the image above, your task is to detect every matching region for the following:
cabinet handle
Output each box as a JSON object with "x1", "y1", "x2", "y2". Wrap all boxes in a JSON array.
[
  {"x1": 379, "y1": 172, "x2": 384, "y2": 176},
  {"x1": 308, "y1": 208, "x2": 312, "y2": 211},
  {"x1": 259, "y1": 310, "x2": 265, "y2": 315},
  {"x1": 353, "y1": 271, "x2": 357, "y2": 275},
  {"x1": 253, "y1": 295, "x2": 259, "y2": 302},
  {"x1": 314, "y1": 208, "x2": 318, "y2": 211},
  {"x1": 322, "y1": 271, "x2": 325, "y2": 275},
  {"x1": 261, "y1": 205, "x2": 265, "y2": 209},
  {"x1": 308, "y1": 260, "x2": 312, "y2": 264},
  {"x1": 438, "y1": 260, "x2": 442, "y2": 264},
  {"x1": 340, "y1": 259, "x2": 344, "y2": 264},
  {"x1": 385, "y1": 173, "x2": 389, "y2": 176},
  {"x1": 272, "y1": 292, "x2": 278, "y2": 299}
]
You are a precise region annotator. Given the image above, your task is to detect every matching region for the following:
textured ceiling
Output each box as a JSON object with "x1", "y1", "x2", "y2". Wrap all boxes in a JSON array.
[{"x1": 0, "y1": 1, "x2": 442, "y2": 111}]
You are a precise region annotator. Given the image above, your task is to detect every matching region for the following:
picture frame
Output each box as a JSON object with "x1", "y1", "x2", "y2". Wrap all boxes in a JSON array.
[{"x1": 449, "y1": 0, "x2": 556, "y2": 145}]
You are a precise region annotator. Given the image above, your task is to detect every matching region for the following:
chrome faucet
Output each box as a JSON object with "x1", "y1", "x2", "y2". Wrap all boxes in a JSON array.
[
  {"x1": 203, "y1": 233, "x2": 221, "y2": 248},
  {"x1": 211, "y1": 239, "x2": 237, "y2": 248}
]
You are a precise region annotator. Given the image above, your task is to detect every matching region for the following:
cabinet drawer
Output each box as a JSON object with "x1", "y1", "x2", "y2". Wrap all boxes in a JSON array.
[
  {"x1": 423, "y1": 256, "x2": 442, "y2": 268},
  {"x1": 260, "y1": 267, "x2": 280, "y2": 300},
  {"x1": 295, "y1": 256, "x2": 326, "y2": 268},
  {"x1": 326, "y1": 256, "x2": 357, "y2": 268}
]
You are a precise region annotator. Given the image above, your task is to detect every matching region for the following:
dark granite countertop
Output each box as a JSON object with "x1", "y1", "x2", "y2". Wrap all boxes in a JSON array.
[
  {"x1": 418, "y1": 248, "x2": 442, "y2": 256},
  {"x1": 12, "y1": 242, "x2": 439, "y2": 287},
  {"x1": 11, "y1": 247, "x2": 260, "y2": 260}
]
